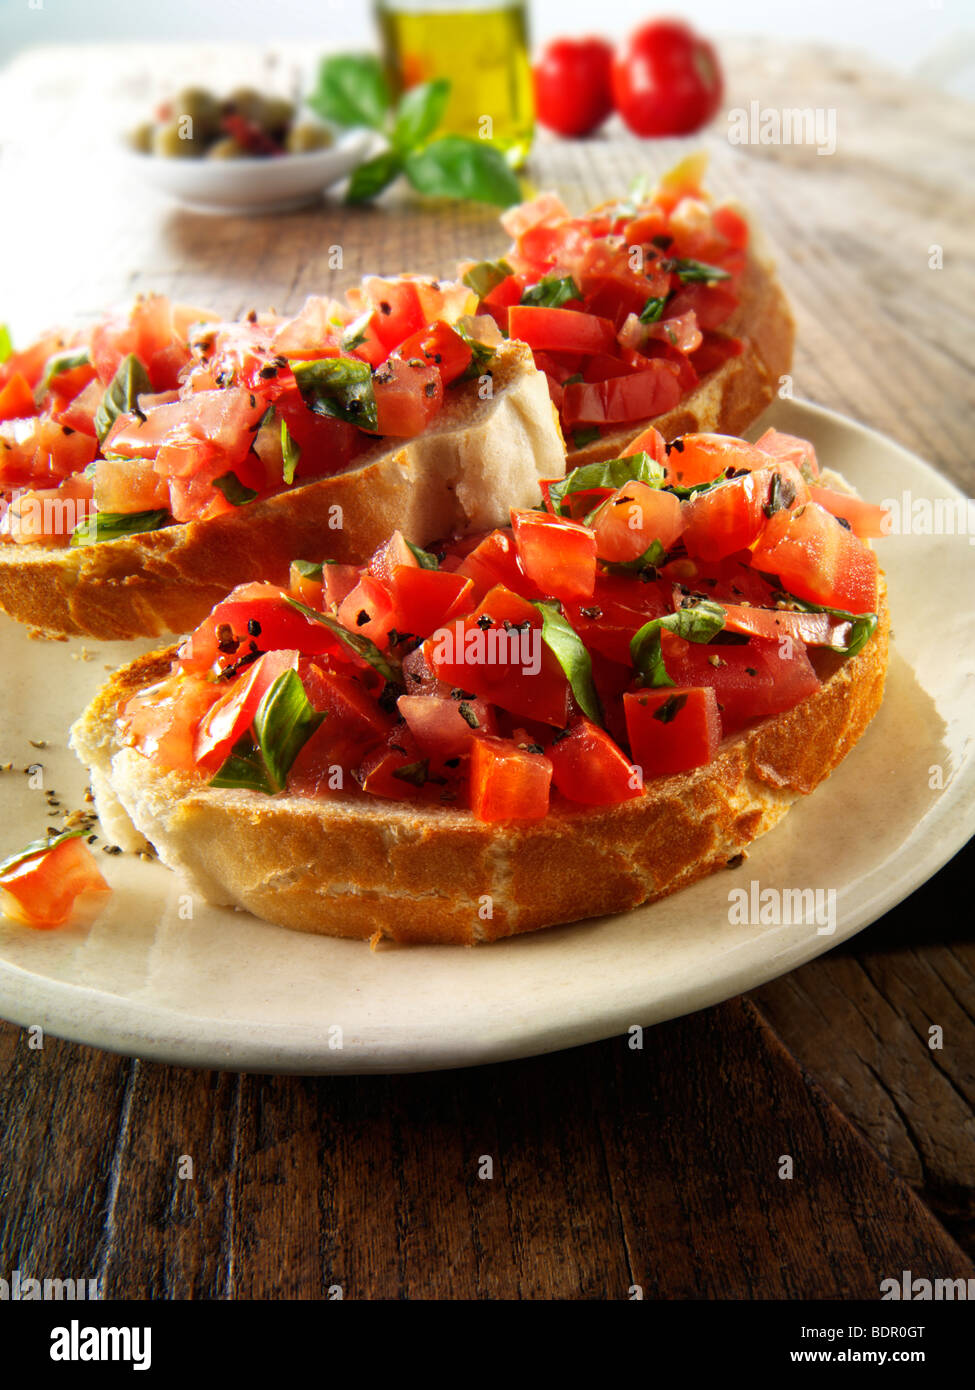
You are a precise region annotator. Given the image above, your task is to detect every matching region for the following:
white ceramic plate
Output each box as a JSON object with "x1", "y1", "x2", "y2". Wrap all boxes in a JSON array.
[
  {"x1": 120, "y1": 127, "x2": 374, "y2": 214},
  {"x1": 0, "y1": 399, "x2": 972, "y2": 1072}
]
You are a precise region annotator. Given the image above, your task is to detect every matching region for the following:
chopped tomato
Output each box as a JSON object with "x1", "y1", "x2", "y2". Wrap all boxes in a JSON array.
[
  {"x1": 56, "y1": 378, "x2": 103, "y2": 436},
  {"x1": 180, "y1": 582, "x2": 342, "y2": 673},
  {"x1": 469, "y1": 736, "x2": 552, "y2": 822},
  {"x1": 119, "y1": 672, "x2": 220, "y2": 772},
  {"x1": 664, "y1": 433, "x2": 770, "y2": 487},
  {"x1": 299, "y1": 659, "x2": 394, "y2": 768},
  {"x1": 397, "y1": 321, "x2": 472, "y2": 387},
  {"x1": 590, "y1": 481, "x2": 684, "y2": 562},
  {"x1": 193, "y1": 649, "x2": 299, "y2": 772},
  {"x1": 659, "y1": 632, "x2": 820, "y2": 734},
  {"x1": 289, "y1": 561, "x2": 324, "y2": 608},
  {"x1": 90, "y1": 294, "x2": 191, "y2": 391},
  {"x1": 623, "y1": 686, "x2": 721, "y2": 778},
  {"x1": 547, "y1": 717, "x2": 642, "y2": 806},
  {"x1": 389, "y1": 566, "x2": 474, "y2": 636},
  {"x1": 510, "y1": 508, "x2": 597, "y2": 602},
  {"x1": 562, "y1": 363, "x2": 683, "y2": 426},
  {"x1": 93, "y1": 456, "x2": 169, "y2": 514},
  {"x1": 0, "y1": 372, "x2": 35, "y2": 423},
  {"x1": 718, "y1": 603, "x2": 863, "y2": 649},
  {"x1": 372, "y1": 356, "x2": 443, "y2": 438},
  {"x1": 338, "y1": 574, "x2": 398, "y2": 650},
  {"x1": 455, "y1": 528, "x2": 542, "y2": 604},
  {"x1": 626, "y1": 425, "x2": 669, "y2": 464},
  {"x1": 507, "y1": 306, "x2": 617, "y2": 355},
  {"x1": 753, "y1": 429, "x2": 819, "y2": 478},
  {"x1": 361, "y1": 277, "x2": 427, "y2": 350},
  {"x1": 749, "y1": 502, "x2": 879, "y2": 614},
  {"x1": 398, "y1": 692, "x2": 496, "y2": 760},
  {"x1": 808, "y1": 486, "x2": 890, "y2": 539},
  {"x1": 1, "y1": 836, "x2": 110, "y2": 930},
  {"x1": 681, "y1": 463, "x2": 808, "y2": 562}
]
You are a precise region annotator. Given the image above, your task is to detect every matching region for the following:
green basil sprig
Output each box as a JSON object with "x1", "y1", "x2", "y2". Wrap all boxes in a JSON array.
[
  {"x1": 0, "y1": 825, "x2": 89, "y2": 878},
  {"x1": 307, "y1": 53, "x2": 391, "y2": 131},
  {"x1": 533, "y1": 602, "x2": 602, "y2": 724},
  {"x1": 404, "y1": 135, "x2": 521, "y2": 207},
  {"x1": 282, "y1": 594, "x2": 403, "y2": 686},
  {"x1": 462, "y1": 259, "x2": 513, "y2": 299},
  {"x1": 34, "y1": 346, "x2": 91, "y2": 404},
  {"x1": 665, "y1": 258, "x2": 730, "y2": 285},
  {"x1": 520, "y1": 276, "x2": 581, "y2": 309},
  {"x1": 291, "y1": 559, "x2": 324, "y2": 581},
  {"x1": 291, "y1": 357, "x2": 377, "y2": 430},
  {"x1": 772, "y1": 592, "x2": 878, "y2": 659},
  {"x1": 212, "y1": 472, "x2": 257, "y2": 506},
  {"x1": 94, "y1": 354, "x2": 152, "y2": 444},
  {"x1": 639, "y1": 297, "x2": 666, "y2": 324},
  {"x1": 630, "y1": 600, "x2": 727, "y2": 688},
  {"x1": 600, "y1": 539, "x2": 668, "y2": 575},
  {"x1": 210, "y1": 670, "x2": 325, "y2": 795},
  {"x1": 70, "y1": 509, "x2": 171, "y2": 547},
  {"x1": 405, "y1": 540, "x2": 440, "y2": 570},
  {"x1": 281, "y1": 418, "x2": 301, "y2": 485},
  {"x1": 548, "y1": 452, "x2": 666, "y2": 517}
]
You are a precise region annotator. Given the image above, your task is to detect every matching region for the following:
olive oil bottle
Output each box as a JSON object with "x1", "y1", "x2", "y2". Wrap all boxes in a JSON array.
[{"x1": 376, "y1": 0, "x2": 534, "y2": 166}]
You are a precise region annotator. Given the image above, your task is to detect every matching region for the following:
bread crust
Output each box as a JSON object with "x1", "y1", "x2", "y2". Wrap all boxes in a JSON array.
[
  {"x1": 0, "y1": 340, "x2": 565, "y2": 641},
  {"x1": 564, "y1": 241, "x2": 795, "y2": 470},
  {"x1": 70, "y1": 580, "x2": 888, "y2": 946}
]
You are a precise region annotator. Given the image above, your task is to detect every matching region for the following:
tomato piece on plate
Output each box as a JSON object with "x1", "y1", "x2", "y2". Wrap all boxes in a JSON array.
[
  {"x1": 659, "y1": 632, "x2": 820, "y2": 734},
  {"x1": 507, "y1": 305, "x2": 617, "y2": 355},
  {"x1": 510, "y1": 508, "x2": 597, "y2": 602},
  {"x1": 193, "y1": 649, "x2": 299, "y2": 772},
  {"x1": 0, "y1": 835, "x2": 110, "y2": 930},
  {"x1": 808, "y1": 486, "x2": 890, "y2": 539},
  {"x1": 591, "y1": 481, "x2": 684, "y2": 562},
  {"x1": 397, "y1": 321, "x2": 472, "y2": 387},
  {"x1": 681, "y1": 463, "x2": 808, "y2": 562},
  {"x1": 749, "y1": 502, "x2": 879, "y2": 614},
  {"x1": 390, "y1": 566, "x2": 475, "y2": 636},
  {"x1": 470, "y1": 736, "x2": 552, "y2": 822},
  {"x1": 561, "y1": 363, "x2": 683, "y2": 426},
  {"x1": 338, "y1": 574, "x2": 398, "y2": 649},
  {"x1": 623, "y1": 686, "x2": 721, "y2": 779},
  {"x1": 397, "y1": 693, "x2": 496, "y2": 760},
  {"x1": 0, "y1": 371, "x2": 35, "y2": 423},
  {"x1": 119, "y1": 672, "x2": 221, "y2": 772},
  {"x1": 753, "y1": 428, "x2": 819, "y2": 478},
  {"x1": 547, "y1": 717, "x2": 642, "y2": 806},
  {"x1": 372, "y1": 355, "x2": 443, "y2": 437},
  {"x1": 664, "y1": 433, "x2": 770, "y2": 487}
]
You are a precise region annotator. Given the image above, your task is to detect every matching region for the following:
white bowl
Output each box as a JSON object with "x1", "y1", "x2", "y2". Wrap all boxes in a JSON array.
[{"x1": 120, "y1": 127, "x2": 374, "y2": 215}]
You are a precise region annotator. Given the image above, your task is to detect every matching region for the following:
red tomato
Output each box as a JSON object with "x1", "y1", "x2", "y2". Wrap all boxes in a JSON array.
[
  {"x1": 753, "y1": 428, "x2": 819, "y2": 478},
  {"x1": 562, "y1": 363, "x2": 683, "y2": 426},
  {"x1": 533, "y1": 37, "x2": 615, "y2": 138},
  {"x1": 507, "y1": 306, "x2": 617, "y2": 355},
  {"x1": 510, "y1": 508, "x2": 597, "y2": 602},
  {"x1": 397, "y1": 322, "x2": 472, "y2": 387},
  {"x1": 718, "y1": 603, "x2": 862, "y2": 649},
  {"x1": 455, "y1": 528, "x2": 542, "y2": 604},
  {"x1": 193, "y1": 649, "x2": 299, "y2": 772},
  {"x1": 612, "y1": 20, "x2": 723, "y2": 138},
  {"x1": 0, "y1": 836, "x2": 110, "y2": 930},
  {"x1": 397, "y1": 693, "x2": 496, "y2": 760},
  {"x1": 664, "y1": 433, "x2": 770, "y2": 487},
  {"x1": 681, "y1": 463, "x2": 809, "y2": 562},
  {"x1": 361, "y1": 277, "x2": 427, "y2": 350},
  {"x1": 93, "y1": 456, "x2": 169, "y2": 514},
  {"x1": 470, "y1": 736, "x2": 552, "y2": 822},
  {"x1": 808, "y1": 486, "x2": 890, "y2": 539},
  {"x1": 626, "y1": 425, "x2": 669, "y2": 465},
  {"x1": 56, "y1": 378, "x2": 103, "y2": 436},
  {"x1": 390, "y1": 566, "x2": 474, "y2": 636},
  {"x1": 179, "y1": 583, "x2": 341, "y2": 673},
  {"x1": 660, "y1": 632, "x2": 820, "y2": 734},
  {"x1": 289, "y1": 561, "x2": 324, "y2": 609},
  {"x1": 0, "y1": 371, "x2": 35, "y2": 423},
  {"x1": 372, "y1": 356, "x2": 443, "y2": 438},
  {"x1": 368, "y1": 529, "x2": 418, "y2": 583},
  {"x1": 591, "y1": 481, "x2": 684, "y2": 562},
  {"x1": 299, "y1": 660, "x2": 393, "y2": 754},
  {"x1": 547, "y1": 717, "x2": 642, "y2": 806},
  {"x1": 749, "y1": 502, "x2": 880, "y2": 614},
  {"x1": 90, "y1": 295, "x2": 191, "y2": 391},
  {"x1": 338, "y1": 574, "x2": 398, "y2": 649},
  {"x1": 623, "y1": 686, "x2": 721, "y2": 779},
  {"x1": 119, "y1": 672, "x2": 220, "y2": 772},
  {"x1": 357, "y1": 728, "x2": 459, "y2": 804}
]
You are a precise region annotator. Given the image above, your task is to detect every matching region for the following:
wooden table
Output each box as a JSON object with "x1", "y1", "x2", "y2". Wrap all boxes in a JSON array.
[{"x1": 0, "y1": 40, "x2": 972, "y2": 1299}]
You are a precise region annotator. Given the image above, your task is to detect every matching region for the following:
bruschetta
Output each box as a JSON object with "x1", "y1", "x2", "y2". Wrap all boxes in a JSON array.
[
  {"x1": 0, "y1": 282, "x2": 564, "y2": 640},
  {"x1": 67, "y1": 428, "x2": 889, "y2": 945},
  {"x1": 461, "y1": 153, "x2": 794, "y2": 468}
]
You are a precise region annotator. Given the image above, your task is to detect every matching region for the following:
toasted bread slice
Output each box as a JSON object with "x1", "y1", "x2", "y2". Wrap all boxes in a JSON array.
[
  {"x1": 565, "y1": 231, "x2": 795, "y2": 470},
  {"x1": 70, "y1": 579, "x2": 888, "y2": 946},
  {"x1": 0, "y1": 340, "x2": 564, "y2": 642}
]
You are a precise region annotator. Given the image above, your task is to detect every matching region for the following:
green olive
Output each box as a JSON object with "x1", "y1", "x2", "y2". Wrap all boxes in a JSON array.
[
  {"x1": 225, "y1": 86, "x2": 267, "y2": 127},
  {"x1": 285, "y1": 122, "x2": 333, "y2": 154},
  {"x1": 128, "y1": 121, "x2": 155, "y2": 154},
  {"x1": 206, "y1": 136, "x2": 248, "y2": 160},
  {"x1": 171, "y1": 86, "x2": 221, "y2": 141},
  {"x1": 262, "y1": 96, "x2": 295, "y2": 136},
  {"x1": 153, "y1": 119, "x2": 204, "y2": 158}
]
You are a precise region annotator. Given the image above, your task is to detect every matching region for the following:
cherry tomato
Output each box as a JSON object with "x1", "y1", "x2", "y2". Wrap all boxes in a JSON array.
[
  {"x1": 533, "y1": 37, "x2": 615, "y2": 138},
  {"x1": 612, "y1": 20, "x2": 723, "y2": 138}
]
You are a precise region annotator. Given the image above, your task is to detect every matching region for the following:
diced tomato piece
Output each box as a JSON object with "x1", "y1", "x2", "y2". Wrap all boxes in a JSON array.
[
  {"x1": 0, "y1": 372, "x2": 35, "y2": 423},
  {"x1": 501, "y1": 191, "x2": 570, "y2": 240},
  {"x1": 626, "y1": 425, "x2": 669, "y2": 465},
  {"x1": 179, "y1": 583, "x2": 343, "y2": 673},
  {"x1": 682, "y1": 463, "x2": 809, "y2": 562},
  {"x1": 372, "y1": 356, "x2": 443, "y2": 437},
  {"x1": 591, "y1": 481, "x2": 684, "y2": 562},
  {"x1": 749, "y1": 502, "x2": 879, "y2": 614},
  {"x1": 483, "y1": 273, "x2": 526, "y2": 312},
  {"x1": 455, "y1": 528, "x2": 541, "y2": 604},
  {"x1": 119, "y1": 672, "x2": 220, "y2": 772},
  {"x1": 808, "y1": 486, "x2": 890, "y2": 539},
  {"x1": 469, "y1": 736, "x2": 552, "y2": 822},
  {"x1": 398, "y1": 693, "x2": 496, "y2": 760},
  {"x1": 665, "y1": 282, "x2": 739, "y2": 332},
  {"x1": 547, "y1": 717, "x2": 642, "y2": 806},
  {"x1": 623, "y1": 686, "x2": 721, "y2": 779},
  {"x1": 712, "y1": 204, "x2": 750, "y2": 250},
  {"x1": 718, "y1": 603, "x2": 863, "y2": 649},
  {"x1": 289, "y1": 562, "x2": 324, "y2": 609},
  {"x1": 0, "y1": 836, "x2": 110, "y2": 930},
  {"x1": 580, "y1": 351, "x2": 638, "y2": 383},
  {"x1": 357, "y1": 728, "x2": 457, "y2": 804},
  {"x1": 659, "y1": 632, "x2": 820, "y2": 734},
  {"x1": 93, "y1": 456, "x2": 169, "y2": 513},
  {"x1": 507, "y1": 306, "x2": 617, "y2": 355},
  {"x1": 397, "y1": 321, "x2": 472, "y2": 387},
  {"x1": 0, "y1": 333, "x2": 69, "y2": 391},
  {"x1": 339, "y1": 574, "x2": 398, "y2": 650},
  {"x1": 664, "y1": 433, "x2": 771, "y2": 487},
  {"x1": 753, "y1": 429, "x2": 819, "y2": 478},
  {"x1": 689, "y1": 331, "x2": 742, "y2": 377},
  {"x1": 1, "y1": 474, "x2": 94, "y2": 547},
  {"x1": 193, "y1": 649, "x2": 300, "y2": 772},
  {"x1": 299, "y1": 661, "x2": 393, "y2": 743},
  {"x1": 562, "y1": 362, "x2": 683, "y2": 426},
  {"x1": 322, "y1": 562, "x2": 360, "y2": 610},
  {"x1": 390, "y1": 566, "x2": 474, "y2": 636},
  {"x1": 368, "y1": 529, "x2": 418, "y2": 583},
  {"x1": 56, "y1": 378, "x2": 103, "y2": 436},
  {"x1": 91, "y1": 295, "x2": 191, "y2": 391},
  {"x1": 361, "y1": 277, "x2": 426, "y2": 350},
  {"x1": 510, "y1": 508, "x2": 597, "y2": 601}
]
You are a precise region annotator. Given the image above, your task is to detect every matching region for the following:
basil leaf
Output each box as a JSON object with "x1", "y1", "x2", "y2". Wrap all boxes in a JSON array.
[
  {"x1": 0, "y1": 825, "x2": 89, "y2": 878},
  {"x1": 0, "y1": 324, "x2": 12, "y2": 364},
  {"x1": 549, "y1": 452, "x2": 666, "y2": 517},
  {"x1": 600, "y1": 539, "x2": 668, "y2": 574},
  {"x1": 340, "y1": 312, "x2": 371, "y2": 351},
  {"x1": 571, "y1": 427, "x2": 601, "y2": 450},
  {"x1": 772, "y1": 592, "x2": 878, "y2": 659},
  {"x1": 666, "y1": 258, "x2": 730, "y2": 285},
  {"x1": 70, "y1": 509, "x2": 170, "y2": 547},
  {"x1": 212, "y1": 472, "x2": 257, "y2": 506},
  {"x1": 392, "y1": 78, "x2": 450, "y2": 152},
  {"x1": 291, "y1": 357, "x2": 377, "y2": 430},
  {"x1": 209, "y1": 731, "x2": 275, "y2": 795},
  {"x1": 663, "y1": 471, "x2": 729, "y2": 501},
  {"x1": 94, "y1": 354, "x2": 152, "y2": 444},
  {"x1": 639, "y1": 297, "x2": 666, "y2": 324},
  {"x1": 253, "y1": 670, "x2": 326, "y2": 793},
  {"x1": 520, "y1": 276, "x2": 581, "y2": 309},
  {"x1": 280, "y1": 418, "x2": 301, "y2": 485},
  {"x1": 346, "y1": 149, "x2": 403, "y2": 205},
  {"x1": 309, "y1": 54, "x2": 390, "y2": 131},
  {"x1": 451, "y1": 325, "x2": 496, "y2": 385},
  {"x1": 34, "y1": 346, "x2": 90, "y2": 404},
  {"x1": 762, "y1": 470, "x2": 798, "y2": 518},
  {"x1": 282, "y1": 594, "x2": 403, "y2": 685},
  {"x1": 291, "y1": 559, "x2": 324, "y2": 581},
  {"x1": 392, "y1": 759, "x2": 429, "y2": 787},
  {"x1": 630, "y1": 600, "x2": 727, "y2": 688},
  {"x1": 462, "y1": 259, "x2": 513, "y2": 299},
  {"x1": 404, "y1": 135, "x2": 521, "y2": 208},
  {"x1": 405, "y1": 540, "x2": 440, "y2": 570},
  {"x1": 533, "y1": 601, "x2": 602, "y2": 724}
]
